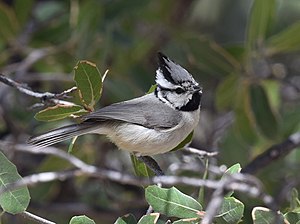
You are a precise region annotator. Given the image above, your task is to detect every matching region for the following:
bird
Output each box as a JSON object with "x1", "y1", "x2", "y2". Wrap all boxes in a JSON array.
[{"x1": 28, "y1": 52, "x2": 202, "y2": 156}]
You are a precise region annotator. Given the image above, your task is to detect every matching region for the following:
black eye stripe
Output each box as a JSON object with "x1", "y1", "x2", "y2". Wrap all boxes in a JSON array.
[
  {"x1": 175, "y1": 87, "x2": 184, "y2": 94},
  {"x1": 157, "y1": 85, "x2": 185, "y2": 93}
]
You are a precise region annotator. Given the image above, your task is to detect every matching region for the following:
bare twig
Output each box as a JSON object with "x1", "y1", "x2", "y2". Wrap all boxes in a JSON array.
[
  {"x1": 183, "y1": 147, "x2": 218, "y2": 158},
  {"x1": 0, "y1": 142, "x2": 275, "y2": 218},
  {"x1": 3, "y1": 47, "x2": 62, "y2": 75},
  {"x1": 201, "y1": 181, "x2": 225, "y2": 224},
  {"x1": 19, "y1": 211, "x2": 55, "y2": 224},
  {"x1": 201, "y1": 173, "x2": 276, "y2": 224},
  {"x1": 243, "y1": 132, "x2": 300, "y2": 174},
  {"x1": 0, "y1": 73, "x2": 77, "y2": 106}
]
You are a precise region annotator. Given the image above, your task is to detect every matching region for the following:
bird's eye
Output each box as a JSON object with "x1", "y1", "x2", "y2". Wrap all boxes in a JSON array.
[{"x1": 175, "y1": 87, "x2": 184, "y2": 94}]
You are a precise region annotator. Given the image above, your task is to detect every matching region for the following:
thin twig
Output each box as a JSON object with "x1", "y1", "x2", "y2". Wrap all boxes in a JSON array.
[
  {"x1": 0, "y1": 73, "x2": 77, "y2": 106},
  {"x1": 19, "y1": 211, "x2": 56, "y2": 224},
  {"x1": 0, "y1": 142, "x2": 275, "y2": 215},
  {"x1": 183, "y1": 147, "x2": 218, "y2": 158},
  {"x1": 201, "y1": 173, "x2": 276, "y2": 224}
]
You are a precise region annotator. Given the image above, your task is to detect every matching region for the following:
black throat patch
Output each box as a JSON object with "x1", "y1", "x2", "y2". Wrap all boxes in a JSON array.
[
  {"x1": 179, "y1": 92, "x2": 202, "y2": 111},
  {"x1": 155, "y1": 86, "x2": 202, "y2": 112}
]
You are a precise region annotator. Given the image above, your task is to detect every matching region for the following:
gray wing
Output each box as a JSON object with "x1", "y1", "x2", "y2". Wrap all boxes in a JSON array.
[{"x1": 82, "y1": 94, "x2": 182, "y2": 129}]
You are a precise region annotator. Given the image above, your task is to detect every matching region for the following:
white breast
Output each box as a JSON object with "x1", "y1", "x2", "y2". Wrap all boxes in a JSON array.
[{"x1": 105, "y1": 109, "x2": 200, "y2": 156}]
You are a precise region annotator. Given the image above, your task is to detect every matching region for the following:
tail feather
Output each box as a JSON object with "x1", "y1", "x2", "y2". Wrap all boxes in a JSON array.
[{"x1": 28, "y1": 123, "x2": 98, "y2": 148}]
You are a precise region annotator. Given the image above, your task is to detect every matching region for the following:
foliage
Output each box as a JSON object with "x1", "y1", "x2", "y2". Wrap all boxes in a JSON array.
[
  {"x1": 0, "y1": 0, "x2": 300, "y2": 223},
  {"x1": 0, "y1": 152, "x2": 30, "y2": 214},
  {"x1": 69, "y1": 215, "x2": 96, "y2": 224}
]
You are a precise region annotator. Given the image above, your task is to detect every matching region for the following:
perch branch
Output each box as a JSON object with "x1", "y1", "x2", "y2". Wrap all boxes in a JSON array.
[
  {"x1": 0, "y1": 73, "x2": 77, "y2": 105},
  {"x1": 20, "y1": 211, "x2": 55, "y2": 224},
  {"x1": 0, "y1": 142, "x2": 274, "y2": 214},
  {"x1": 242, "y1": 132, "x2": 300, "y2": 174}
]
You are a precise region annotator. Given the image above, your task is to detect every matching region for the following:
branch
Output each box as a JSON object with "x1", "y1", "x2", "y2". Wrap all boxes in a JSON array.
[
  {"x1": 20, "y1": 211, "x2": 55, "y2": 224},
  {"x1": 3, "y1": 47, "x2": 61, "y2": 75},
  {"x1": 0, "y1": 142, "x2": 275, "y2": 214},
  {"x1": 183, "y1": 146, "x2": 218, "y2": 158},
  {"x1": 201, "y1": 173, "x2": 276, "y2": 224},
  {"x1": 242, "y1": 132, "x2": 300, "y2": 174},
  {"x1": 0, "y1": 73, "x2": 77, "y2": 106}
]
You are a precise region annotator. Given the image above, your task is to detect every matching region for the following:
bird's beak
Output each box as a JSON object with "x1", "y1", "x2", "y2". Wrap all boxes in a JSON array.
[{"x1": 193, "y1": 85, "x2": 202, "y2": 93}]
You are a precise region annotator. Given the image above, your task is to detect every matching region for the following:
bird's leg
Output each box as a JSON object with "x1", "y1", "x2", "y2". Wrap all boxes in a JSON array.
[{"x1": 138, "y1": 156, "x2": 164, "y2": 176}]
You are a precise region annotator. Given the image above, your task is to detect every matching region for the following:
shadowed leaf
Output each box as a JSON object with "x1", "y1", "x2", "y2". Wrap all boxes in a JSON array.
[
  {"x1": 114, "y1": 214, "x2": 137, "y2": 224},
  {"x1": 252, "y1": 207, "x2": 284, "y2": 224},
  {"x1": 234, "y1": 82, "x2": 258, "y2": 145},
  {"x1": 246, "y1": 0, "x2": 275, "y2": 49},
  {"x1": 171, "y1": 131, "x2": 194, "y2": 151},
  {"x1": 250, "y1": 83, "x2": 278, "y2": 140},
  {"x1": 216, "y1": 73, "x2": 240, "y2": 111},
  {"x1": 284, "y1": 212, "x2": 300, "y2": 224},
  {"x1": 0, "y1": 152, "x2": 30, "y2": 214},
  {"x1": 222, "y1": 164, "x2": 242, "y2": 197},
  {"x1": 215, "y1": 197, "x2": 244, "y2": 224},
  {"x1": 130, "y1": 155, "x2": 155, "y2": 177},
  {"x1": 267, "y1": 21, "x2": 300, "y2": 54}
]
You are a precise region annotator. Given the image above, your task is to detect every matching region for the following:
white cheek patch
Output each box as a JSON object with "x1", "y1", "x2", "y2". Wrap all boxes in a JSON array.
[{"x1": 164, "y1": 91, "x2": 192, "y2": 109}]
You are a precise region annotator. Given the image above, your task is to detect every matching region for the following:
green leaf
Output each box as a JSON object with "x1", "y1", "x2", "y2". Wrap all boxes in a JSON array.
[
  {"x1": 68, "y1": 136, "x2": 78, "y2": 153},
  {"x1": 215, "y1": 197, "x2": 244, "y2": 224},
  {"x1": 172, "y1": 219, "x2": 200, "y2": 224},
  {"x1": 252, "y1": 207, "x2": 284, "y2": 224},
  {"x1": 290, "y1": 188, "x2": 300, "y2": 212},
  {"x1": 137, "y1": 213, "x2": 159, "y2": 224},
  {"x1": 246, "y1": 0, "x2": 276, "y2": 49},
  {"x1": 186, "y1": 37, "x2": 236, "y2": 77},
  {"x1": 225, "y1": 163, "x2": 242, "y2": 175},
  {"x1": 267, "y1": 21, "x2": 300, "y2": 54},
  {"x1": 34, "y1": 105, "x2": 87, "y2": 121},
  {"x1": 0, "y1": 3, "x2": 19, "y2": 41},
  {"x1": 171, "y1": 131, "x2": 194, "y2": 151},
  {"x1": 114, "y1": 214, "x2": 137, "y2": 224},
  {"x1": 221, "y1": 164, "x2": 241, "y2": 197},
  {"x1": 280, "y1": 107, "x2": 300, "y2": 137},
  {"x1": 250, "y1": 83, "x2": 278, "y2": 140},
  {"x1": 14, "y1": 0, "x2": 34, "y2": 26},
  {"x1": 147, "y1": 84, "x2": 157, "y2": 94},
  {"x1": 261, "y1": 80, "x2": 280, "y2": 111},
  {"x1": 130, "y1": 155, "x2": 155, "y2": 177},
  {"x1": 74, "y1": 60, "x2": 103, "y2": 111},
  {"x1": 233, "y1": 83, "x2": 258, "y2": 145},
  {"x1": 198, "y1": 159, "x2": 209, "y2": 207},
  {"x1": 0, "y1": 152, "x2": 30, "y2": 214},
  {"x1": 215, "y1": 73, "x2": 240, "y2": 111},
  {"x1": 285, "y1": 212, "x2": 300, "y2": 224},
  {"x1": 69, "y1": 215, "x2": 96, "y2": 224},
  {"x1": 145, "y1": 186, "x2": 202, "y2": 219}
]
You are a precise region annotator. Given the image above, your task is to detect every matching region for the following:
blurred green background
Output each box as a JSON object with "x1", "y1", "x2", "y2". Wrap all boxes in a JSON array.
[{"x1": 0, "y1": 0, "x2": 300, "y2": 223}]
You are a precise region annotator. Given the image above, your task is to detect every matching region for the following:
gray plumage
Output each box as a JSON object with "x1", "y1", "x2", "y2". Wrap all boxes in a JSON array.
[
  {"x1": 28, "y1": 93, "x2": 182, "y2": 148},
  {"x1": 28, "y1": 52, "x2": 202, "y2": 155},
  {"x1": 82, "y1": 94, "x2": 182, "y2": 129}
]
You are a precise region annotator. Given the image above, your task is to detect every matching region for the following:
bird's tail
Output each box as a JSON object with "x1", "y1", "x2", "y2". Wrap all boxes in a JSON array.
[{"x1": 28, "y1": 123, "x2": 100, "y2": 148}]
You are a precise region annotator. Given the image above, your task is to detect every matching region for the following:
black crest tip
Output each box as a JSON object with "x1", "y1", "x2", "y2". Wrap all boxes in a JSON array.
[{"x1": 157, "y1": 52, "x2": 170, "y2": 67}]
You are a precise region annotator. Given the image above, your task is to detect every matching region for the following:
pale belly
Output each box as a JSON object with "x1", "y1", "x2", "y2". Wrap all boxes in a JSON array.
[{"x1": 106, "y1": 110, "x2": 200, "y2": 156}]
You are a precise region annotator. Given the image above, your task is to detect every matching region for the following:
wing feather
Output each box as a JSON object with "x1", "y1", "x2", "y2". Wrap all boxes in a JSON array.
[{"x1": 82, "y1": 94, "x2": 181, "y2": 129}]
